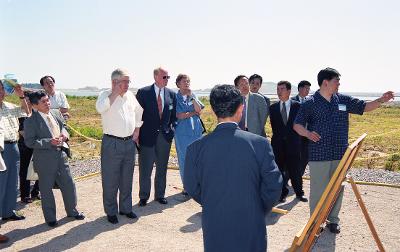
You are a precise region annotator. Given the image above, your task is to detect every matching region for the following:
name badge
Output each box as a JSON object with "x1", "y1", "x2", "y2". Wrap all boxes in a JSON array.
[
  {"x1": 338, "y1": 104, "x2": 346, "y2": 111},
  {"x1": 169, "y1": 104, "x2": 174, "y2": 110},
  {"x1": 188, "y1": 101, "x2": 193, "y2": 106}
]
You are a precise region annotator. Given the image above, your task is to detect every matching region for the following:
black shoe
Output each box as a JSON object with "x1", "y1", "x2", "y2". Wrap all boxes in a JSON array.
[
  {"x1": 138, "y1": 199, "x2": 147, "y2": 207},
  {"x1": 3, "y1": 213, "x2": 26, "y2": 221},
  {"x1": 182, "y1": 191, "x2": 189, "y2": 196},
  {"x1": 119, "y1": 212, "x2": 137, "y2": 219},
  {"x1": 21, "y1": 197, "x2": 33, "y2": 204},
  {"x1": 296, "y1": 196, "x2": 308, "y2": 202},
  {"x1": 31, "y1": 195, "x2": 41, "y2": 201},
  {"x1": 156, "y1": 198, "x2": 168, "y2": 204},
  {"x1": 107, "y1": 215, "x2": 118, "y2": 224},
  {"x1": 47, "y1": 221, "x2": 58, "y2": 227},
  {"x1": 70, "y1": 213, "x2": 85, "y2": 220},
  {"x1": 326, "y1": 223, "x2": 341, "y2": 234},
  {"x1": 279, "y1": 196, "x2": 287, "y2": 203}
]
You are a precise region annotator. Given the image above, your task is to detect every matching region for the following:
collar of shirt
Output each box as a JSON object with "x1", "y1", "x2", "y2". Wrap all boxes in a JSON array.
[
  {"x1": 38, "y1": 111, "x2": 59, "y2": 133},
  {"x1": 217, "y1": 121, "x2": 238, "y2": 126}
]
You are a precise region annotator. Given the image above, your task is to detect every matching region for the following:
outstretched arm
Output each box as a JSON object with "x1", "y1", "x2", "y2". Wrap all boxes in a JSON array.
[{"x1": 364, "y1": 91, "x2": 395, "y2": 112}]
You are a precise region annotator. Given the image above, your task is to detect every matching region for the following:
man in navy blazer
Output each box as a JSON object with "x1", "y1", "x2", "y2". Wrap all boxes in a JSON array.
[
  {"x1": 136, "y1": 67, "x2": 177, "y2": 206},
  {"x1": 291, "y1": 80, "x2": 311, "y2": 175},
  {"x1": 270, "y1": 81, "x2": 307, "y2": 202},
  {"x1": 184, "y1": 84, "x2": 282, "y2": 252}
]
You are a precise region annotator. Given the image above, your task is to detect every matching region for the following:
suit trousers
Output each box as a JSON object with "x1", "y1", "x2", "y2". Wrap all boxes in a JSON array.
[
  {"x1": 18, "y1": 143, "x2": 39, "y2": 199},
  {"x1": 36, "y1": 151, "x2": 78, "y2": 222},
  {"x1": 299, "y1": 137, "x2": 309, "y2": 176},
  {"x1": 309, "y1": 160, "x2": 343, "y2": 224},
  {"x1": 100, "y1": 135, "x2": 136, "y2": 216},
  {"x1": 273, "y1": 142, "x2": 304, "y2": 198},
  {"x1": 0, "y1": 143, "x2": 19, "y2": 218},
  {"x1": 139, "y1": 132, "x2": 171, "y2": 200}
]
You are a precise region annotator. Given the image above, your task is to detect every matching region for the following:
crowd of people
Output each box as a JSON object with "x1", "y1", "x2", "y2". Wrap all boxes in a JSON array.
[{"x1": 0, "y1": 67, "x2": 394, "y2": 250}]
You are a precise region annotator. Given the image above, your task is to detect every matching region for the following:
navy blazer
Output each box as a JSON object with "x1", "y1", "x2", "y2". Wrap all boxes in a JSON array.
[
  {"x1": 270, "y1": 100, "x2": 301, "y2": 153},
  {"x1": 136, "y1": 84, "x2": 177, "y2": 147},
  {"x1": 184, "y1": 123, "x2": 282, "y2": 252}
]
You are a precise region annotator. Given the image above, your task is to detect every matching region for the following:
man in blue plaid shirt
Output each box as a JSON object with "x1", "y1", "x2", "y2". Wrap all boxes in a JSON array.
[{"x1": 294, "y1": 67, "x2": 394, "y2": 234}]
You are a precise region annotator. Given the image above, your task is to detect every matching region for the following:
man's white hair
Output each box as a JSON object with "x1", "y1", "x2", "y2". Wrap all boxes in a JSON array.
[{"x1": 111, "y1": 68, "x2": 129, "y2": 81}]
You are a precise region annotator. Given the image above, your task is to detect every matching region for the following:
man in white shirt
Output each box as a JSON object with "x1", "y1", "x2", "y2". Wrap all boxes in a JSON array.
[
  {"x1": 96, "y1": 69, "x2": 143, "y2": 224},
  {"x1": 40, "y1": 75, "x2": 70, "y2": 119}
]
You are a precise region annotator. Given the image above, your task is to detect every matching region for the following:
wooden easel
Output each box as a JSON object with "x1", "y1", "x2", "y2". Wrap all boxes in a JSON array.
[{"x1": 289, "y1": 133, "x2": 385, "y2": 252}]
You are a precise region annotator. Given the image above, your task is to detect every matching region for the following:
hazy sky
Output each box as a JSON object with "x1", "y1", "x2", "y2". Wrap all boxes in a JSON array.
[{"x1": 1, "y1": 0, "x2": 399, "y2": 92}]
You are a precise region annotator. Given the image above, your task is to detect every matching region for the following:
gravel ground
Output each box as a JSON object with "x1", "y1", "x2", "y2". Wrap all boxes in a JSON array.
[
  {"x1": 70, "y1": 157, "x2": 400, "y2": 185},
  {"x1": 2, "y1": 168, "x2": 399, "y2": 251}
]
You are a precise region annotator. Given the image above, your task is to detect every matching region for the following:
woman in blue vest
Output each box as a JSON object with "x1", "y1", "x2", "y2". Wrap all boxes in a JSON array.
[{"x1": 174, "y1": 74, "x2": 204, "y2": 195}]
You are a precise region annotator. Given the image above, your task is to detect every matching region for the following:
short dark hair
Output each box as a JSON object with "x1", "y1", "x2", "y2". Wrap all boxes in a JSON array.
[
  {"x1": 317, "y1": 67, "x2": 340, "y2": 86},
  {"x1": 28, "y1": 91, "x2": 47, "y2": 105},
  {"x1": 175, "y1": 74, "x2": 189, "y2": 87},
  {"x1": 277, "y1": 80, "x2": 291, "y2": 90},
  {"x1": 233, "y1": 75, "x2": 247, "y2": 87},
  {"x1": 40, "y1": 75, "x2": 55, "y2": 86},
  {"x1": 210, "y1": 84, "x2": 243, "y2": 119},
  {"x1": 249, "y1": 74, "x2": 263, "y2": 85},
  {"x1": 297, "y1": 80, "x2": 311, "y2": 91}
]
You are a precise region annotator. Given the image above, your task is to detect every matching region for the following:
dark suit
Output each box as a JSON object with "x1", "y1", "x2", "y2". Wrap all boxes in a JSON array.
[
  {"x1": 270, "y1": 100, "x2": 304, "y2": 198},
  {"x1": 291, "y1": 95, "x2": 309, "y2": 175},
  {"x1": 24, "y1": 110, "x2": 79, "y2": 223},
  {"x1": 18, "y1": 117, "x2": 39, "y2": 200},
  {"x1": 136, "y1": 84, "x2": 177, "y2": 200},
  {"x1": 184, "y1": 123, "x2": 282, "y2": 252}
]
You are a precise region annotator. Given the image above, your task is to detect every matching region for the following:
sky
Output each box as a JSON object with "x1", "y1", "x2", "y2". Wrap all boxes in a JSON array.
[{"x1": 1, "y1": 0, "x2": 399, "y2": 93}]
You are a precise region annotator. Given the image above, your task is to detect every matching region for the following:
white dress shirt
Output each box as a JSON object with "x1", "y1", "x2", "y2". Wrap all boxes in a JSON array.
[
  {"x1": 280, "y1": 100, "x2": 291, "y2": 121},
  {"x1": 49, "y1": 90, "x2": 70, "y2": 109},
  {"x1": 244, "y1": 93, "x2": 249, "y2": 128},
  {"x1": 154, "y1": 84, "x2": 165, "y2": 111},
  {"x1": 96, "y1": 90, "x2": 143, "y2": 137},
  {"x1": 38, "y1": 111, "x2": 60, "y2": 136}
]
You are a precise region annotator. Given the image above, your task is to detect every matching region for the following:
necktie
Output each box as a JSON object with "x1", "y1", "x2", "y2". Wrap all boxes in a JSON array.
[
  {"x1": 157, "y1": 88, "x2": 163, "y2": 118},
  {"x1": 239, "y1": 97, "x2": 246, "y2": 130},
  {"x1": 47, "y1": 114, "x2": 60, "y2": 137},
  {"x1": 281, "y1": 102, "x2": 288, "y2": 125}
]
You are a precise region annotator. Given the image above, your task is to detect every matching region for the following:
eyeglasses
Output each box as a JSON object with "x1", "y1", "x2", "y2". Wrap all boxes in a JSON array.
[{"x1": 162, "y1": 76, "x2": 170, "y2": 80}]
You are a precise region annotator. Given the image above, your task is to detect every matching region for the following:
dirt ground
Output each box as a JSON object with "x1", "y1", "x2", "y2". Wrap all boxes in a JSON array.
[{"x1": 1, "y1": 169, "x2": 399, "y2": 252}]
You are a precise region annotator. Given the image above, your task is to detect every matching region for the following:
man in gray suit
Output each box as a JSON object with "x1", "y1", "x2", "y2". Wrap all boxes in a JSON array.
[
  {"x1": 234, "y1": 75, "x2": 268, "y2": 137},
  {"x1": 24, "y1": 91, "x2": 84, "y2": 227},
  {"x1": 184, "y1": 84, "x2": 282, "y2": 252}
]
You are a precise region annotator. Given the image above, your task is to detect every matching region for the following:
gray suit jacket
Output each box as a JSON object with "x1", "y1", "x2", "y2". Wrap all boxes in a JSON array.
[
  {"x1": 247, "y1": 92, "x2": 269, "y2": 137},
  {"x1": 24, "y1": 110, "x2": 69, "y2": 172}
]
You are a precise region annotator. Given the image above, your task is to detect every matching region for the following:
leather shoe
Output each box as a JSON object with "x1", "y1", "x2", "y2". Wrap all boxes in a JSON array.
[
  {"x1": 3, "y1": 213, "x2": 25, "y2": 221},
  {"x1": 138, "y1": 199, "x2": 147, "y2": 207},
  {"x1": 279, "y1": 196, "x2": 287, "y2": 203},
  {"x1": 326, "y1": 223, "x2": 341, "y2": 234},
  {"x1": 71, "y1": 213, "x2": 85, "y2": 220},
  {"x1": 119, "y1": 212, "x2": 137, "y2": 219},
  {"x1": 0, "y1": 234, "x2": 9, "y2": 244},
  {"x1": 156, "y1": 198, "x2": 168, "y2": 204},
  {"x1": 31, "y1": 195, "x2": 41, "y2": 201},
  {"x1": 47, "y1": 221, "x2": 58, "y2": 227},
  {"x1": 107, "y1": 215, "x2": 118, "y2": 224},
  {"x1": 296, "y1": 196, "x2": 308, "y2": 202},
  {"x1": 21, "y1": 197, "x2": 33, "y2": 203}
]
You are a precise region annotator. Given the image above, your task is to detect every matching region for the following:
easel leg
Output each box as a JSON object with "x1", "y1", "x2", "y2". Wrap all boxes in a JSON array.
[{"x1": 348, "y1": 177, "x2": 385, "y2": 252}]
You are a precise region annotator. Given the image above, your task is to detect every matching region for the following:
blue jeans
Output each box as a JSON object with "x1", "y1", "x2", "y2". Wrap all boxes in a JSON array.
[{"x1": 0, "y1": 143, "x2": 20, "y2": 218}]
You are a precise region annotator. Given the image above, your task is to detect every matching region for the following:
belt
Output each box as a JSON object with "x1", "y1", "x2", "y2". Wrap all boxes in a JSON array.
[
  {"x1": 104, "y1": 134, "x2": 133, "y2": 141},
  {"x1": 5, "y1": 140, "x2": 17, "y2": 144}
]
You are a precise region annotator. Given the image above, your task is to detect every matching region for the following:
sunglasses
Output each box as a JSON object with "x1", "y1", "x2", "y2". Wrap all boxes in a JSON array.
[{"x1": 162, "y1": 76, "x2": 170, "y2": 80}]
